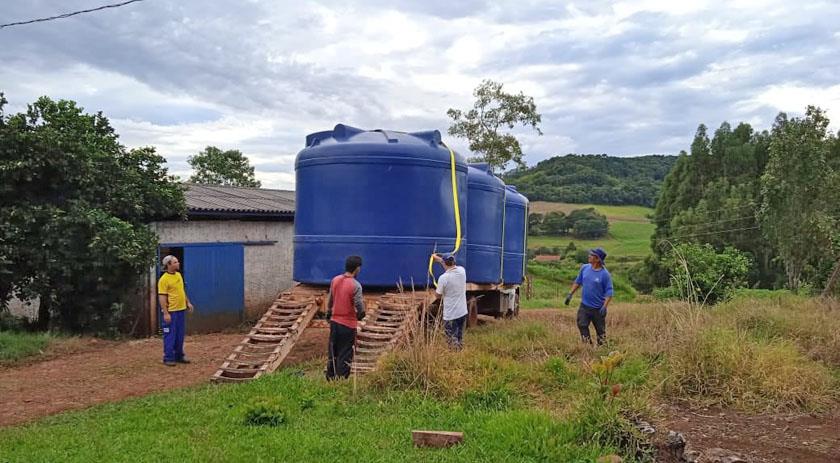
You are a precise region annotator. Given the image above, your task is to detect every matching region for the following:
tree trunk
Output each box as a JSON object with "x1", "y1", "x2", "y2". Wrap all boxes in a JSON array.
[
  {"x1": 822, "y1": 258, "x2": 840, "y2": 298},
  {"x1": 35, "y1": 294, "x2": 51, "y2": 331}
]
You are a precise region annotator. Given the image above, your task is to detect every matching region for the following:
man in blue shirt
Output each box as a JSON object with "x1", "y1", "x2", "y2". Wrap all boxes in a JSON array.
[{"x1": 564, "y1": 247, "x2": 613, "y2": 345}]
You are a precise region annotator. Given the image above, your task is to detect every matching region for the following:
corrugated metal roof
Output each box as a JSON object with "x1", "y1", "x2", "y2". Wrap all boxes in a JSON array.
[{"x1": 184, "y1": 183, "x2": 295, "y2": 215}]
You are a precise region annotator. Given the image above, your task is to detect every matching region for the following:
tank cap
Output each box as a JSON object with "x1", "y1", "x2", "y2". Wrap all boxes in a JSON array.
[
  {"x1": 468, "y1": 162, "x2": 492, "y2": 173},
  {"x1": 407, "y1": 130, "x2": 442, "y2": 147},
  {"x1": 332, "y1": 124, "x2": 365, "y2": 141}
]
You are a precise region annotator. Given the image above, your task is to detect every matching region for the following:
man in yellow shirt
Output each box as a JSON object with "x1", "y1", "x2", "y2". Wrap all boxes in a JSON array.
[{"x1": 158, "y1": 255, "x2": 194, "y2": 366}]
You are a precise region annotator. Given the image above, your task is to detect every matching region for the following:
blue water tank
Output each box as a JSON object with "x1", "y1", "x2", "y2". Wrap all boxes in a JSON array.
[
  {"x1": 465, "y1": 164, "x2": 505, "y2": 284},
  {"x1": 503, "y1": 186, "x2": 529, "y2": 285},
  {"x1": 294, "y1": 124, "x2": 468, "y2": 288}
]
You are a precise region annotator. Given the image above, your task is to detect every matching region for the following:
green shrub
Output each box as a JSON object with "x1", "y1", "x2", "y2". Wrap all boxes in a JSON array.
[
  {"x1": 663, "y1": 243, "x2": 751, "y2": 304},
  {"x1": 243, "y1": 398, "x2": 286, "y2": 427}
]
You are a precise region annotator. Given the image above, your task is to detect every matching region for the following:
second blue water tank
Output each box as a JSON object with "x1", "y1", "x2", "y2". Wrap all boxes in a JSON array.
[
  {"x1": 503, "y1": 186, "x2": 529, "y2": 285},
  {"x1": 465, "y1": 164, "x2": 505, "y2": 284}
]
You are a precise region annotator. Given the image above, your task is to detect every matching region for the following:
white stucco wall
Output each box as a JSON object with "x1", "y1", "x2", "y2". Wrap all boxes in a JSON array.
[{"x1": 150, "y1": 219, "x2": 294, "y2": 320}]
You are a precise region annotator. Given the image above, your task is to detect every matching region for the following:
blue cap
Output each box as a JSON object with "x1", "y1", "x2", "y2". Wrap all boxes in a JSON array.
[{"x1": 589, "y1": 247, "x2": 607, "y2": 263}]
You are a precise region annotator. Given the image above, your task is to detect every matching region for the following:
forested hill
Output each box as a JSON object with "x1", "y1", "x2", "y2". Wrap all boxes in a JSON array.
[{"x1": 503, "y1": 154, "x2": 677, "y2": 207}]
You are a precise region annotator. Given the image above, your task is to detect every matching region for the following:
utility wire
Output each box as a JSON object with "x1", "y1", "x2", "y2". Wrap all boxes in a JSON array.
[
  {"x1": 0, "y1": 0, "x2": 146, "y2": 29},
  {"x1": 653, "y1": 202, "x2": 757, "y2": 223},
  {"x1": 654, "y1": 225, "x2": 761, "y2": 244},
  {"x1": 665, "y1": 215, "x2": 757, "y2": 233}
]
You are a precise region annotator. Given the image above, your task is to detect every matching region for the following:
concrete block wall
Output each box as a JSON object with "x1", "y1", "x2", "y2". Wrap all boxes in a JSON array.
[{"x1": 150, "y1": 220, "x2": 294, "y2": 321}]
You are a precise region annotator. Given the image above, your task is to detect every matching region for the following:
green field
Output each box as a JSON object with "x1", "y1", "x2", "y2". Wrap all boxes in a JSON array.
[
  {"x1": 524, "y1": 203, "x2": 654, "y2": 308},
  {"x1": 530, "y1": 201, "x2": 652, "y2": 223}
]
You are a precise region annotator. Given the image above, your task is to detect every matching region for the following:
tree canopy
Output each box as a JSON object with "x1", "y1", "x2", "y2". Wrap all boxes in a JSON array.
[
  {"x1": 504, "y1": 154, "x2": 677, "y2": 207},
  {"x1": 188, "y1": 146, "x2": 261, "y2": 188},
  {"x1": 0, "y1": 94, "x2": 185, "y2": 333},
  {"x1": 447, "y1": 79, "x2": 542, "y2": 172}
]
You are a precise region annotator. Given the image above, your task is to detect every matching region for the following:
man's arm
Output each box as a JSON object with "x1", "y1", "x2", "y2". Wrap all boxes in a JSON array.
[
  {"x1": 325, "y1": 284, "x2": 334, "y2": 319},
  {"x1": 353, "y1": 281, "x2": 365, "y2": 320},
  {"x1": 158, "y1": 294, "x2": 171, "y2": 322},
  {"x1": 601, "y1": 273, "x2": 615, "y2": 314},
  {"x1": 565, "y1": 266, "x2": 585, "y2": 305}
]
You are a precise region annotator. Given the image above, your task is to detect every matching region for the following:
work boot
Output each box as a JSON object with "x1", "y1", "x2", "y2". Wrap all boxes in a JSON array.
[
  {"x1": 176, "y1": 358, "x2": 191, "y2": 364},
  {"x1": 163, "y1": 360, "x2": 177, "y2": 367}
]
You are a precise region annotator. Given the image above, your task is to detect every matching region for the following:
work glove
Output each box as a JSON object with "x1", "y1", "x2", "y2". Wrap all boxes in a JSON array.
[
  {"x1": 599, "y1": 306, "x2": 608, "y2": 317},
  {"x1": 356, "y1": 309, "x2": 366, "y2": 321},
  {"x1": 564, "y1": 293, "x2": 573, "y2": 306},
  {"x1": 325, "y1": 309, "x2": 332, "y2": 320}
]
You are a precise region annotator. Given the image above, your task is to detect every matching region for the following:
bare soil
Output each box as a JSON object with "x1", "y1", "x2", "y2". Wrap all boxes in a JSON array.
[{"x1": 0, "y1": 327, "x2": 330, "y2": 428}]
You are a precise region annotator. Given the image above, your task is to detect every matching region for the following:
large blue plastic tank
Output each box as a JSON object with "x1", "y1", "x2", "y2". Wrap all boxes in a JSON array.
[
  {"x1": 465, "y1": 164, "x2": 505, "y2": 284},
  {"x1": 294, "y1": 124, "x2": 468, "y2": 288},
  {"x1": 502, "y1": 186, "x2": 529, "y2": 285}
]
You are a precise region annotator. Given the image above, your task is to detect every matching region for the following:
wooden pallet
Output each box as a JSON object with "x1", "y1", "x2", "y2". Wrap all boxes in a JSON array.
[
  {"x1": 211, "y1": 286, "x2": 325, "y2": 383},
  {"x1": 350, "y1": 291, "x2": 431, "y2": 374}
]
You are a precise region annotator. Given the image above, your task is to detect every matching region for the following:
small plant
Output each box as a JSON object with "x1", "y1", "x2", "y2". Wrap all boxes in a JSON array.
[
  {"x1": 589, "y1": 351, "x2": 625, "y2": 400},
  {"x1": 243, "y1": 398, "x2": 286, "y2": 427},
  {"x1": 462, "y1": 385, "x2": 514, "y2": 411}
]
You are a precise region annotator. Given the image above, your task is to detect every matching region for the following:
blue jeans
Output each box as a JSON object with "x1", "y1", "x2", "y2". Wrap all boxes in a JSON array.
[
  {"x1": 162, "y1": 310, "x2": 186, "y2": 362},
  {"x1": 444, "y1": 315, "x2": 467, "y2": 349}
]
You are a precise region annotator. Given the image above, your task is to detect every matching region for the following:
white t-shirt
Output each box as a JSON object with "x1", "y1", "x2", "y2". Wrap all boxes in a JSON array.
[{"x1": 436, "y1": 266, "x2": 468, "y2": 321}]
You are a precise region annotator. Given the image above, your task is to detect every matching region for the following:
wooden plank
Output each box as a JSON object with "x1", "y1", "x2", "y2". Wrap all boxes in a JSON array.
[
  {"x1": 263, "y1": 300, "x2": 320, "y2": 373},
  {"x1": 411, "y1": 431, "x2": 464, "y2": 448},
  {"x1": 356, "y1": 331, "x2": 396, "y2": 340}
]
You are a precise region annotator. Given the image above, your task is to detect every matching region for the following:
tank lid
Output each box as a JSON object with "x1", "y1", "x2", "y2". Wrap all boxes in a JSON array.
[
  {"x1": 304, "y1": 124, "x2": 445, "y2": 148},
  {"x1": 468, "y1": 162, "x2": 493, "y2": 174}
]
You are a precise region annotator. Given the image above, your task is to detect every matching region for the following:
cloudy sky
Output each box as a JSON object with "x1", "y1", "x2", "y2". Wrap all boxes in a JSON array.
[{"x1": 2, "y1": 0, "x2": 839, "y2": 189}]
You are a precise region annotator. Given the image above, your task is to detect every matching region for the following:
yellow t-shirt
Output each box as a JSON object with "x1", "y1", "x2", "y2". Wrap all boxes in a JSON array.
[{"x1": 158, "y1": 271, "x2": 187, "y2": 311}]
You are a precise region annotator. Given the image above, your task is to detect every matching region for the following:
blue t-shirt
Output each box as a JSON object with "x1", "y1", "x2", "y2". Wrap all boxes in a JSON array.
[{"x1": 574, "y1": 264, "x2": 614, "y2": 309}]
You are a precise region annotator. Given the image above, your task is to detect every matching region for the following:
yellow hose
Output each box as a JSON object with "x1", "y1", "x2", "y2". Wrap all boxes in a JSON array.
[{"x1": 428, "y1": 142, "x2": 462, "y2": 287}]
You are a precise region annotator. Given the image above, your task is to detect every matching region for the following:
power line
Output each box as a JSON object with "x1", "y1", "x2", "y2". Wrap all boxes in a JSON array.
[
  {"x1": 666, "y1": 215, "x2": 757, "y2": 233},
  {"x1": 653, "y1": 202, "x2": 757, "y2": 223},
  {"x1": 654, "y1": 225, "x2": 761, "y2": 245},
  {"x1": 0, "y1": 0, "x2": 146, "y2": 29}
]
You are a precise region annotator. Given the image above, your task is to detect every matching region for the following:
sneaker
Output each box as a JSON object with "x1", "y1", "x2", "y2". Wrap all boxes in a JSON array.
[
  {"x1": 163, "y1": 360, "x2": 177, "y2": 367},
  {"x1": 176, "y1": 358, "x2": 191, "y2": 364}
]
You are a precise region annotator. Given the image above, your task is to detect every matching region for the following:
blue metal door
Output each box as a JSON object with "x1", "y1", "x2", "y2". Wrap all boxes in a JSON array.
[{"x1": 182, "y1": 244, "x2": 244, "y2": 331}]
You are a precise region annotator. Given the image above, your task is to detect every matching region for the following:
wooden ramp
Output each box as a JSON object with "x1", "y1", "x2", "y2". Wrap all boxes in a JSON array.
[
  {"x1": 211, "y1": 286, "x2": 325, "y2": 383},
  {"x1": 350, "y1": 291, "x2": 433, "y2": 375},
  {"x1": 212, "y1": 285, "x2": 434, "y2": 383}
]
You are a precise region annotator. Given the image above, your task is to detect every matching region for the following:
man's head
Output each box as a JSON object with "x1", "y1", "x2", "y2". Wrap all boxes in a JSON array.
[
  {"x1": 345, "y1": 255, "x2": 363, "y2": 276},
  {"x1": 442, "y1": 254, "x2": 456, "y2": 269},
  {"x1": 162, "y1": 255, "x2": 180, "y2": 273},
  {"x1": 588, "y1": 247, "x2": 607, "y2": 266}
]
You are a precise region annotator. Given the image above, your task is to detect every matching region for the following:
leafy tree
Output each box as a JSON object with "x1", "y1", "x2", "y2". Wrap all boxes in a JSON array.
[
  {"x1": 528, "y1": 212, "x2": 544, "y2": 236},
  {"x1": 759, "y1": 107, "x2": 839, "y2": 289},
  {"x1": 657, "y1": 243, "x2": 751, "y2": 305},
  {"x1": 447, "y1": 79, "x2": 542, "y2": 172},
  {"x1": 188, "y1": 146, "x2": 261, "y2": 187},
  {"x1": 0, "y1": 95, "x2": 185, "y2": 333},
  {"x1": 542, "y1": 211, "x2": 567, "y2": 235}
]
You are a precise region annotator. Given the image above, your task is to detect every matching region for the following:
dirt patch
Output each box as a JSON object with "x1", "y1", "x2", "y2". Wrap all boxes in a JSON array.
[
  {"x1": 0, "y1": 333, "x2": 242, "y2": 427},
  {"x1": 0, "y1": 325, "x2": 335, "y2": 428},
  {"x1": 655, "y1": 405, "x2": 840, "y2": 463}
]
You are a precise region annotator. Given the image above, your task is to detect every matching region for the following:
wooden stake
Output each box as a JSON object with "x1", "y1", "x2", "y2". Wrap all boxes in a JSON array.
[{"x1": 411, "y1": 430, "x2": 464, "y2": 448}]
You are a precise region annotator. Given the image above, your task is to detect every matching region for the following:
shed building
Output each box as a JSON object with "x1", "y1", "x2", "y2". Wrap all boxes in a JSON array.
[{"x1": 145, "y1": 183, "x2": 295, "y2": 334}]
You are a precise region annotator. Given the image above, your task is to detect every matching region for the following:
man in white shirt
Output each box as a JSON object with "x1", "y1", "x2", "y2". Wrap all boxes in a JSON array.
[{"x1": 433, "y1": 253, "x2": 468, "y2": 349}]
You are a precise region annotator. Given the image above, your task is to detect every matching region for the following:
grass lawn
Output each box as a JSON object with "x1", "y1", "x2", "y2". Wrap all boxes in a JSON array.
[
  {"x1": 3, "y1": 296, "x2": 838, "y2": 462},
  {"x1": 529, "y1": 221, "x2": 654, "y2": 259},
  {"x1": 0, "y1": 331, "x2": 52, "y2": 364}
]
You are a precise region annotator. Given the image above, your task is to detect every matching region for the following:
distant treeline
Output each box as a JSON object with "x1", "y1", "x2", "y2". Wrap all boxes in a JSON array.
[
  {"x1": 504, "y1": 154, "x2": 677, "y2": 207},
  {"x1": 528, "y1": 208, "x2": 609, "y2": 239}
]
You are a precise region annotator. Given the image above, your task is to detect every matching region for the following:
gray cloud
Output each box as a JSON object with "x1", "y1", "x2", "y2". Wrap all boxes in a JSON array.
[{"x1": 2, "y1": 0, "x2": 840, "y2": 188}]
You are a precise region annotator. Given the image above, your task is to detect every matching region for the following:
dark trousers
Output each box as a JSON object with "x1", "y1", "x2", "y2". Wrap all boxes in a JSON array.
[
  {"x1": 576, "y1": 304, "x2": 606, "y2": 345},
  {"x1": 162, "y1": 310, "x2": 186, "y2": 362},
  {"x1": 326, "y1": 321, "x2": 356, "y2": 380},
  {"x1": 444, "y1": 315, "x2": 467, "y2": 349}
]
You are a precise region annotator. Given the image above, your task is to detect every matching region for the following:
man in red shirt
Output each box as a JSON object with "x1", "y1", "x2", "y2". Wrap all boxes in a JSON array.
[{"x1": 325, "y1": 255, "x2": 365, "y2": 380}]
